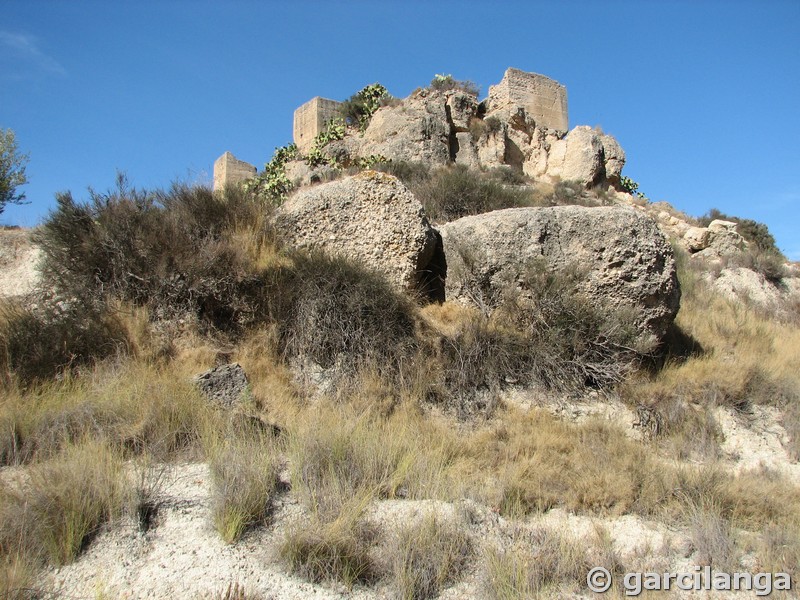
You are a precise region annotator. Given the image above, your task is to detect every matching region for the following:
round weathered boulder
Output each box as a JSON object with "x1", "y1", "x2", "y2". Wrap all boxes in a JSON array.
[
  {"x1": 439, "y1": 206, "x2": 681, "y2": 342},
  {"x1": 276, "y1": 171, "x2": 440, "y2": 294}
]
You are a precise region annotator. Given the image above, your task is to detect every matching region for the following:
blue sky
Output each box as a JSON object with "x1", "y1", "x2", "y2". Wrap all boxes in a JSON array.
[{"x1": 2, "y1": 0, "x2": 798, "y2": 258}]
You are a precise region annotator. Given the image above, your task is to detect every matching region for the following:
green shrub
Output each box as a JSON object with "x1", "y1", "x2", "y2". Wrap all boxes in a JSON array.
[
  {"x1": 699, "y1": 208, "x2": 782, "y2": 256},
  {"x1": 738, "y1": 247, "x2": 786, "y2": 283},
  {"x1": 619, "y1": 175, "x2": 647, "y2": 200},
  {"x1": 244, "y1": 144, "x2": 298, "y2": 203},
  {"x1": 339, "y1": 83, "x2": 391, "y2": 132}
]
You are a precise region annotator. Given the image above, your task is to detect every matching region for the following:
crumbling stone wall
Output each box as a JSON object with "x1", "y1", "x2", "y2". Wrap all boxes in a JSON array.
[
  {"x1": 293, "y1": 97, "x2": 343, "y2": 153},
  {"x1": 213, "y1": 152, "x2": 256, "y2": 191},
  {"x1": 486, "y1": 68, "x2": 568, "y2": 131}
]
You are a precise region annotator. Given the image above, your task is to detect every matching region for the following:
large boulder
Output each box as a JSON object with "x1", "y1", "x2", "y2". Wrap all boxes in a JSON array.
[
  {"x1": 276, "y1": 171, "x2": 440, "y2": 294},
  {"x1": 439, "y1": 206, "x2": 681, "y2": 342},
  {"x1": 545, "y1": 126, "x2": 606, "y2": 186},
  {"x1": 599, "y1": 134, "x2": 625, "y2": 185}
]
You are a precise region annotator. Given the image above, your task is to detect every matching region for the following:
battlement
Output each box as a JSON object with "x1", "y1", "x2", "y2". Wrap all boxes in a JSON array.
[
  {"x1": 486, "y1": 68, "x2": 568, "y2": 131},
  {"x1": 293, "y1": 96, "x2": 343, "y2": 153}
]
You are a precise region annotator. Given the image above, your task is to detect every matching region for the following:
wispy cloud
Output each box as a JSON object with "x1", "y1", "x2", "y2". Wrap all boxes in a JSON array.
[{"x1": 0, "y1": 31, "x2": 66, "y2": 77}]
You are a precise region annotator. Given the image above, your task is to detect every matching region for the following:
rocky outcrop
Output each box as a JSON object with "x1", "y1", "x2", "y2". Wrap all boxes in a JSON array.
[
  {"x1": 295, "y1": 68, "x2": 626, "y2": 189},
  {"x1": 439, "y1": 206, "x2": 681, "y2": 341},
  {"x1": 356, "y1": 88, "x2": 452, "y2": 165},
  {"x1": 276, "y1": 171, "x2": 441, "y2": 294},
  {"x1": 712, "y1": 268, "x2": 800, "y2": 317},
  {"x1": 546, "y1": 126, "x2": 606, "y2": 186},
  {"x1": 706, "y1": 220, "x2": 747, "y2": 256}
]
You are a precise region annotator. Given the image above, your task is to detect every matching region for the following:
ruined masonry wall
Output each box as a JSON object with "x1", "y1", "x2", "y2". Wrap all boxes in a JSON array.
[
  {"x1": 487, "y1": 68, "x2": 568, "y2": 131},
  {"x1": 293, "y1": 97, "x2": 343, "y2": 153},
  {"x1": 213, "y1": 152, "x2": 256, "y2": 192}
]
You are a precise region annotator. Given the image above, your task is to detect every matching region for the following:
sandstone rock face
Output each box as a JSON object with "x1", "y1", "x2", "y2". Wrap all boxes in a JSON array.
[
  {"x1": 546, "y1": 126, "x2": 606, "y2": 186},
  {"x1": 193, "y1": 363, "x2": 249, "y2": 409},
  {"x1": 446, "y1": 91, "x2": 478, "y2": 132},
  {"x1": 713, "y1": 268, "x2": 783, "y2": 307},
  {"x1": 600, "y1": 134, "x2": 625, "y2": 184},
  {"x1": 292, "y1": 68, "x2": 625, "y2": 190},
  {"x1": 684, "y1": 226, "x2": 710, "y2": 252},
  {"x1": 439, "y1": 206, "x2": 681, "y2": 341},
  {"x1": 277, "y1": 171, "x2": 439, "y2": 293},
  {"x1": 0, "y1": 228, "x2": 40, "y2": 298},
  {"x1": 358, "y1": 88, "x2": 452, "y2": 165},
  {"x1": 695, "y1": 220, "x2": 747, "y2": 260}
]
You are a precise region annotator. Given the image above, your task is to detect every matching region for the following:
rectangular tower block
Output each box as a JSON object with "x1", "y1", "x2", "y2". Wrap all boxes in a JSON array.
[{"x1": 293, "y1": 96, "x2": 343, "y2": 153}]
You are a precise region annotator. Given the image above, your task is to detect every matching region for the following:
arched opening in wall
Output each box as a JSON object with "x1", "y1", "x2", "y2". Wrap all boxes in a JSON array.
[{"x1": 417, "y1": 230, "x2": 447, "y2": 303}]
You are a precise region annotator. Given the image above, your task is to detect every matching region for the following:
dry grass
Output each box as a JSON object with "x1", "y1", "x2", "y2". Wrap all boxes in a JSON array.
[
  {"x1": 466, "y1": 409, "x2": 651, "y2": 516},
  {"x1": 0, "y1": 361, "x2": 216, "y2": 464},
  {"x1": 384, "y1": 514, "x2": 472, "y2": 599},
  {"x1": 208, "y1": 432, "x2": 281, "y2": 543},
  {"x1": 0, "y1": 440, "x2": 128, "y2": 568},
  {"x1": 482, "y1": 527, "x2": 590, "y2": 599},
  {"x1": 285, "y1": 401, "x2": 457, "y2": 522},
  {"x1": 0, "y1": 553, "x2": 39, "y2": 600},
  {"x1": 622, "y1": 248, "x2": 800, "y2": 460},
  {"x1": 279, "y1": 498, "x2": 377, "y2": 588},
  {"x1": 683, "y1": 497, "x2": 740, "y2": 572}
]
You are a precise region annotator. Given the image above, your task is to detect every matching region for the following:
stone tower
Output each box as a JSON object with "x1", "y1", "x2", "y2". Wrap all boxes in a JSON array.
[
  {"x1": 213, "y1": 152, "x2": 257, "y2": 192},
  {"x1": 486, "y1": 68, "x2": 568, "y2": 131},
  {"x1": 293, "y1": 96, "x2": 343, "y2": 153}
]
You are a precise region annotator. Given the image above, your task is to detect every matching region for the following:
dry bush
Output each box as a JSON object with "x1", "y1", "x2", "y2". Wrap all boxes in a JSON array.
[
  {"x1": 33, "y1": 177, "x2": 279, "y2": 335},
  {"x1": 411, "y1": 164, "x2": 533, "y2": 222},
  {"x1": 0, "y1": 298, "x2": 128, "y2": 385},
  {"x1": 0, "y1": 441, "x2": 128, "y2": 568},
  {"x1": 384, "y1": 514, "x2": 472, "y2": 600},
  {"x1": 419, "y1": 267, "x2": 642, "y2": 416},
  {"x1": 278, "y1": 251, "x2": 420, "y2": 375},
  {"x1": 279, "y1": 500, "x2": 377, "y2": 588},
  {"x1": 208, "y1": 433, "x2": 281, "y2": 543},
  {"x1": 482, "y1": 527, "x2": 589, "y2": 598},
  {"x1": 755, "y1": 521, "x2": 800, "y2": 580},
  {"x1": 684, "y1": 498, "x2": 740, "y2": 572}
]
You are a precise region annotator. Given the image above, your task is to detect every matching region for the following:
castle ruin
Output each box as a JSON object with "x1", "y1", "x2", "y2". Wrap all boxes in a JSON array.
[
  {"x1": 213, "y1": 151, "x2": 257, "y2": 192},
  {"x1": 213, "y1": 68, "x2": 571, "y2": 192},
  {"x1": 293, "y1": 96, "x2": 343, "y2": 153},
  {"x1": 486, "y1": 68, "x2": 568, "y2": 131}
]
